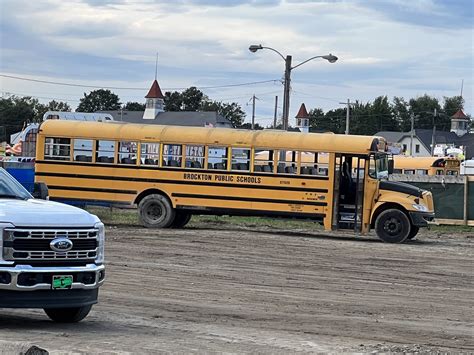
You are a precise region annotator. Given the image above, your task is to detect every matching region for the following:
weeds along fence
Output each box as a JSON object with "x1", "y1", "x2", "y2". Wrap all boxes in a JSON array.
[{"x1": 390, "y1": 174, "x2": 474, "y2": 226}]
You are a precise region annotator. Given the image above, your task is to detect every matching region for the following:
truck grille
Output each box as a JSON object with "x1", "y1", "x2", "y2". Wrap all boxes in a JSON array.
[{"x1": 2, "y1": 228, "x2": 98, "y2": 261}]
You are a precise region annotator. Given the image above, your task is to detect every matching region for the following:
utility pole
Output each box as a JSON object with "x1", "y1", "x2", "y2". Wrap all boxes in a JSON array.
[
  {"x1": 273, "y1": 96, "x2": 278, "y2": 128},
  {"x1": 339, "y1": 99, "x2": 356, "y2": 135},
  {"x1": 251, "y1": 94, "x2": 256, "y2": 130},
  {"x1": 248, "y1": 95, "x2": 259, "y2": 130},
  {"x1": 431, "y1": 108, "x2": 437, "y2": 156},
  {"x1": 282, "y1": 55, "x2": 292, "y2": 131},
  {"x1": 410, "y1": 112, "x2": 415, "y2": 157}
]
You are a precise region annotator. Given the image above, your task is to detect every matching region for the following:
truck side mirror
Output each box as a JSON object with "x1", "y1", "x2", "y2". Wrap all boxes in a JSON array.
[
  {"x1": 32, "y1": 182, "x2": 49, "y2": 200},
  {"x1": 388, "y1": 159, "x2": 394, "y2": 174}
]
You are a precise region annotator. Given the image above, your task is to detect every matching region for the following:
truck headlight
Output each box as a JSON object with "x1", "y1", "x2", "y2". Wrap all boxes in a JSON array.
[
  {"x1": 94, "y1": 222, "x2": 105, "y2": 264},
  {"x1": 0, "y1": 223, "x2": 15, "y2": 264},
  {"x1": 412, "y1": 204, "x2": 428, "y2": 212}
]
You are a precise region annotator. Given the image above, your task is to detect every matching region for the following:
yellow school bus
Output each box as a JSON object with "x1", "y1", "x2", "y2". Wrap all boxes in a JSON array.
[
  {"x1": 393, "y1": 156, "x2": 460, "y2": 176},
  {"x1": 35, "y1": 120, "x2": 435, "y2": 243}
]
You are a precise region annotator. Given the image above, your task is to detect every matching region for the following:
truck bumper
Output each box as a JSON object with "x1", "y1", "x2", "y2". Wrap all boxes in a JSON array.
[
  {"x1": 0, "y1": 263, "x2": 105, "y2": 308},
  {"x1": 0, "y1": 288, "x2": 99, "y2": 308},
  {"x1": 409, "y1": 212, "x2": 435, "y2": 227}
]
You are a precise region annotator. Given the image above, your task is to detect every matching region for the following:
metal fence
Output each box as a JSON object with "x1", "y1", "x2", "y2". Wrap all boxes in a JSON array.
[{"x1": 390, "y1": 174, "x2": 473, "y2": 226}]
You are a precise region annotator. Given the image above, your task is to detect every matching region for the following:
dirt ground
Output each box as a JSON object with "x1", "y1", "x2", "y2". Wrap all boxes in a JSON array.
[{"x1": 0, "y1": 222, "x2": 472, "y2": 354}]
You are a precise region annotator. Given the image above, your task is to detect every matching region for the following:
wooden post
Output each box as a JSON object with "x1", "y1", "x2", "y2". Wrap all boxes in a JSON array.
[{"x1": 463, "y1": 175, "x2": 468, "y2": 226}]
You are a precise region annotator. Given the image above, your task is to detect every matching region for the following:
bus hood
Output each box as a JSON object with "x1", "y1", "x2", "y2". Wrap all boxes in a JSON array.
[
  {"x1": 379, "y1": 180, "x2": 424, "y2": 198},
  {"x1": 0, "y1": 198, "x2": 100, "y2": 227}
]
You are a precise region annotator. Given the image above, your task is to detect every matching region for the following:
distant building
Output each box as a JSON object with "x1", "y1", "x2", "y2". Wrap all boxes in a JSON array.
[
  {"x1": 295, "y1": 103, "x2": 310, "y2": 133},
  {"x1": 100, "y1": 79, "x2": 233, "y2": 128},
  {"x1": 376, "y1": 110, "x2": 473, "y2": 158}
]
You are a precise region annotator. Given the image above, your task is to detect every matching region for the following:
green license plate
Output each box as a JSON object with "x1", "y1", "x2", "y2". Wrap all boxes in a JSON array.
[{"x1": 52, "y1": 275, "x2": 73, "y2": 290}]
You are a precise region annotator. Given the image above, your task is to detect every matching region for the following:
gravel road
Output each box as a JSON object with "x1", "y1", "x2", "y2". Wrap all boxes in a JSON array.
[{"x1": 1, "y1": 223, "x2": 472, "y2": 354}]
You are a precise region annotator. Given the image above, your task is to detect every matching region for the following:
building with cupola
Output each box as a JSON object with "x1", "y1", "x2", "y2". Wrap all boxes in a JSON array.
[{"x1": 100, "y1": 79, "x2": 233, "y2": 128}]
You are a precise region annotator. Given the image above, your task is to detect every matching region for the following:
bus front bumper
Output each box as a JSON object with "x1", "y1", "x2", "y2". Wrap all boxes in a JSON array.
[{"x1": 409, "y1": 212, "x2": 435, "y2": 227}]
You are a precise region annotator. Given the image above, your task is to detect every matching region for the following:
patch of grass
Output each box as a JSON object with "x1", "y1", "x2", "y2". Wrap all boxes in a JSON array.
[
  {"x1": 86, "y1": 207, "x2": 322, "y2": 230},
  {"x1": 429, "y1": 224, "x2": 473, "y2": 233},
  {"x1": 87, "y1": 207, "x2": 139, "y2": 226}
]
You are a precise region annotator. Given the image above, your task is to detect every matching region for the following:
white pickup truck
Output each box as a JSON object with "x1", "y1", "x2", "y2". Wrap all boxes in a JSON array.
[{"x1": 0, "y1": 167, "x2": 105, "y2": 322}]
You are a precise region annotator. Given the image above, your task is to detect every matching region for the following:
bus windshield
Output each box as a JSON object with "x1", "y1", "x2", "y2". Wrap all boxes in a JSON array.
[{"x1": 369, "y1": 154, "x2": 389, "y2": 180}]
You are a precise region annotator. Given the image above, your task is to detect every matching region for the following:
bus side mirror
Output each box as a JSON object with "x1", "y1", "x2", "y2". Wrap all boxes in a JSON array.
[
  {"x1": 388, "y1": 160, "x2": 394, "y2": 174},
  {"x1": 32, "y1": 182, "x2": 49, "y2": 200}
]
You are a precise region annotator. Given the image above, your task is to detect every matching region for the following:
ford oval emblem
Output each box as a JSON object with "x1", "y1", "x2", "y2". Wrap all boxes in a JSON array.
[{"x1": 50, "y1": 237, "x2": 73, "y2": 252}]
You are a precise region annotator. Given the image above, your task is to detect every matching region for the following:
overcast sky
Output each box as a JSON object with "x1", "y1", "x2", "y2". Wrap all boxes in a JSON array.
[{"x1": 0, "y1": 0, "x2": 472, "y2": 127}]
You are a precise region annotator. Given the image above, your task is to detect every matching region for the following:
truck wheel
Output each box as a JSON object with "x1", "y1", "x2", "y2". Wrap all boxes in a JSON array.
[
  {"x1": 375, "y1": 209, "x2": 410, "y2": 243},
  {"x1": 139, "y1": 194, "x2": 175, "y2": 228},
  {"x1": 170, "y1": 212, "x2": 191, "y2": 228},
  {"x1": 44, "y1": 305, "x2": 92, "y2": 323},
  {"x1": 407, "y1": 226, "x2": 420, "y2": 240}
]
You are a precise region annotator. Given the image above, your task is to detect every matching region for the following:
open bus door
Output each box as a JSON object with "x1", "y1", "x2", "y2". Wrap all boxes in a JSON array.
[{"x1": 332, "y1": 154, "x2": 367, "y2": 233}]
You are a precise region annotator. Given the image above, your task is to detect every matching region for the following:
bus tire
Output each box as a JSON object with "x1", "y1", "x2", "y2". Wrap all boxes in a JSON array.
[
  {"x1": 139, "y1": 194, "x2": 175, "y2": 228},
  {"x1": 171, "y1": 212, "x2": 191, "y2": 228},
  {"x1": 44, "y1": 305, "x2": 92, "y2": 323},
  {"x1": 375, "y1": 209, "x2": 410, "y2": 243},
  {"x1": 407, "y1": 226, "x2": 420, "y2": 240}
]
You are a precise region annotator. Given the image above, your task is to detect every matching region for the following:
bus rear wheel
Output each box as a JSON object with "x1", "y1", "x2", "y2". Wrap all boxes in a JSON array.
[
  {"x1": 139, "y1": 194, "x2": 175, "y2": 228},
  {"x1": 407, "y1": 226, "x2": 420, "y2": 240},
  {"x1": 170, "y1": 212, "x2": 191, "y2": 228},
  {"x1": 375, "y1": 209, "x2": 410, "y2": 243}
]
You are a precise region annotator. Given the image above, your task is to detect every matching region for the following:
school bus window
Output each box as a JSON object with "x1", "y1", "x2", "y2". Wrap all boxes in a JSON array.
[
  {"x1": 277, "y1": 150, "x2": 297, "y2": 174},
  {"x1": 162, "y1": 144, "x2": 183, "y2": 167},
  {"x1": 231, "y1": 148, "x2": 250, "y2": 171},
  {"x1": 435, "y1": 169, "x2": 443, "y2": 175},
  {"x1": 404, "y1": 169, "x2": 415, "y2": 175},
  {"x1": 141, "y1": 143, "x2": 160, "y2": 166},
  {"x1": 185, "y1": 145, "x2": 205, "y2": 169},
  {"x1": 253, "y1": 149, "x2": 274, "y2": 173},
  {"x1": 416, "y1": 169, "x2": 428, "y2": 175},
  {"x1": 208, "y1": 146, "x2": 228, "y2": 170},
  {"x1": 446, "y1": 170, "x2": 458, "y2": 176},
  {"x1": 44, "y1": 137, "x2": 70, "y2": 161},
  {"x1": 96, "y1": 140, "x2": 115, "y2": 163},
  {"x1": 73, "y1": 139, "x2": 93, "y2": 162},
  {"x1": 118, "y1": 141, "x2": 137, "y2": 165},
  {"x1": 393, "y1": 168, "x2": 402, "y2": 174}
]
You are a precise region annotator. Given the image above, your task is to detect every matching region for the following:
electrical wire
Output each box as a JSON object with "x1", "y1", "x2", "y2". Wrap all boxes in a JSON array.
[{"x1": 0, "y1": 74, "x2": 280, "y2": 91}]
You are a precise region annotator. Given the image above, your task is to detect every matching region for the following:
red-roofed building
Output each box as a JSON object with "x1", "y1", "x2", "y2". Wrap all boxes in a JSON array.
[
  {"x1": 143, "y1": 80, "x2": 165, "y2": 119},
  {"x1": 295, "y1": 103, "x2": 310, "y2": 133},
  {"x1": 450, "y1": 109, "x2": 469, "y2": 136}
]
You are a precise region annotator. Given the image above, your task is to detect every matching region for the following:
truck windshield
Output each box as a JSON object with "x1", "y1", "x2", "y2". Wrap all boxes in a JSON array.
[
  {"x1": 0, "y1": 168, "x2": 32, "y2": 200},
  {"x1": 369, "y1": 154, "x2": 389, "y2": 180}
]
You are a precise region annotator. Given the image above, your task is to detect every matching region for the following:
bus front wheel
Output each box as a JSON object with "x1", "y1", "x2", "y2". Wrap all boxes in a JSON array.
[
  {"x1": 375, "y1": 209, "x2": 410, "y2": 243},
  {"x1": 139, "y1": 194, "x2": 176, "y2": 228}
]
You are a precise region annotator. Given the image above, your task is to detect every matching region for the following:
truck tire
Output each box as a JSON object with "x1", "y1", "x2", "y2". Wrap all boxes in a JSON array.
[
  {"x1": 139, "y1": 194, "x2": 175, "y2": 228},
  {"x1": 375, "y1": 209, "x2": 410, "y2": 243},
  {"x1": 170, "y1": 212, "x2": 191, "y2": 228},
  {"x1": 44, "y1": 305, "x2": 92, "y2": 323},
  {"x1": 407, "y1": 226, "x2": 420, "y2": 240}
]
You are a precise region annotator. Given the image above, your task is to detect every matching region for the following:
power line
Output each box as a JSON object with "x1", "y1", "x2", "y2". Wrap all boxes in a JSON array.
[{"x1": 0, "y1": 74, "x2": 280, "y2": 91}]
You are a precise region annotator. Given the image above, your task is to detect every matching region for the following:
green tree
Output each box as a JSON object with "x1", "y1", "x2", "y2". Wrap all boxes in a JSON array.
[
  {"x1": 201, "y1": 101, "x2": 245, "y2": 127},
  {"x1": 409, "y1": 94, "x2": 441, "y2": 129},
  {"x1": 164, "y1": 91, "x2": 184, "y2": 111},
  {"x1": 35, "y1": 100, "x2": 71, "y2": 121},
  {"x1": 77, "y1": 89, "x2": 121, "y2": 112},
  {"x1": 0, "y1": 96, "x2": 40, "y2": 141},
  {"x1": 308, "y1": 108, "x2": 328, "y2": 132},
  {"x1": 124, "y1": 102, "x2": 146, "y2": 111},
  {"x1": 392, "y1": 96, "x2": 411, "y2": 131}
]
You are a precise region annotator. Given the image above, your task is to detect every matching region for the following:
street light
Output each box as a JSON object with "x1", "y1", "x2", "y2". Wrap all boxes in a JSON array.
[{"x1": 249, "y1": 44, "x2": 337, "y2": 130}]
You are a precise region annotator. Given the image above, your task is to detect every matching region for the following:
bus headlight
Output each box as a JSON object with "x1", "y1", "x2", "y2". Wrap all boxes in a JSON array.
[
  {"x1": 94, "y1": 222, "x2": 105, "y2": 264},
  {"x1": 412, "y1": 204, "x2": 428, "y2": 212}
]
